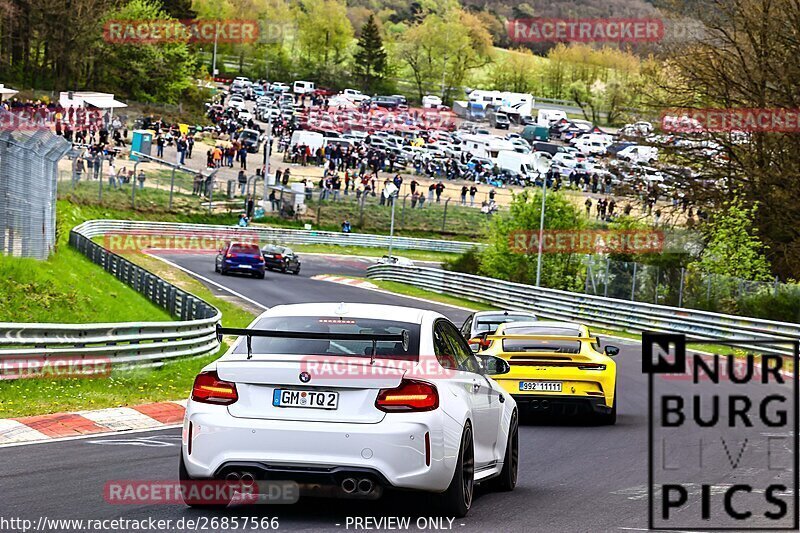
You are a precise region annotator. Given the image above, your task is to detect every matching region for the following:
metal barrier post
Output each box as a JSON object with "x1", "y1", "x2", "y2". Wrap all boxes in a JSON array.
[
  {"x1": 98, "y1": 156, "x2": 104, "y2": 202},
  {"x1": 169, "y1": 168, "x2": 176, "y2": 209},
  {"x1": 131, "y1": 161, "x2": 139, "y2": 208},
  {"x1": 678, "y1": 267, "x2": 686, "y2": 307},
  {"x1": 442, "y1": 198, "x2": 450, "y2": 231},
  {"x1": 630, "y1": 262, "x2": 638, "y2": 301}
]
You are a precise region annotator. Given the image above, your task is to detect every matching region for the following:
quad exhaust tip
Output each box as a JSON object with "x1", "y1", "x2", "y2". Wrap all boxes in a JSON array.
[
  {"x1": 341, "y1": 478, "x2": 357, "y2": 494},
  {"x1": 240, "y1": 472, "x2": 256, "y2": 487},
  {"x1": 357, "y1": 478, "x2": 374, "y2": 494}
]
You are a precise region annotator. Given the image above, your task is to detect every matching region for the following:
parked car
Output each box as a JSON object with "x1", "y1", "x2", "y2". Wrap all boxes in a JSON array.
[
  {"x1": 215, "y1": 242, "x2": 266, "y2": 278},
  {"x1": 261, "y1": 244, "x2": 301, "y2": 274},
  {"x1": 236, "y1": 129, "x2": 262, "y2": 153}
]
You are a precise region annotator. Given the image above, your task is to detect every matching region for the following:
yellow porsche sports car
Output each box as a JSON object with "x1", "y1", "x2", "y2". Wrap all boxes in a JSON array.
[{"x1": 472, "y1": 320, "x2": 619, "y2": 424}]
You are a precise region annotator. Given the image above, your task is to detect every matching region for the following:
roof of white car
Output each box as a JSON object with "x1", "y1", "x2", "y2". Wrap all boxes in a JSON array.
[{"x1": 258, "y1": 303, "x2": 434, "y2": 324}]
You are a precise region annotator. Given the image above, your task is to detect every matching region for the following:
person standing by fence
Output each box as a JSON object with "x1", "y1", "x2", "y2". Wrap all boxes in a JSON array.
[
  {"x1": 107, "y1": 163, "x2": 118, "y2": 189},
  {"x1": 72, "y1": 154, "x2": 84, "y2": 184},
  {"x1": 238, "y1": 170, "x2": 247, "y2": 195}
]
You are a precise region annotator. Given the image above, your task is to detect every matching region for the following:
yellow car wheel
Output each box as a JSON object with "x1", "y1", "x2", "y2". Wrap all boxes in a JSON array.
[{"x1": 597, "y1": 379, "x2": 617, "y2": 425}]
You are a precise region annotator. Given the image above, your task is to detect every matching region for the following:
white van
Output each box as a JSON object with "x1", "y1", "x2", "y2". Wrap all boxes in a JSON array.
[
  {"x1": 495, "y1": 151, "x2": 540, "y2": 181},
  {"x1": 290, "y1": 130, "x2": 324, "y2": 152},
  {"x1": 617, "y1": 145, "x2": 658, "y2": 164},
  {"x1": 293, "y1": 81, "x2": 315, "y2": 95},
  {"x1": 573, "y1": 136, "x2": 609, "y2": 156},
  {"x1": 536, "y1": 108, "x2": 568, "y2": 127}
]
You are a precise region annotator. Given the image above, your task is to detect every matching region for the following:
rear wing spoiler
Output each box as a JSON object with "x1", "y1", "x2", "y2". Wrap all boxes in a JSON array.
[
  {"x1": 215, "y1": 324, "x2": 408, "y2": 360},
  {"x1": 484, "y1": 334, "x2": 598, "y2": 343}
]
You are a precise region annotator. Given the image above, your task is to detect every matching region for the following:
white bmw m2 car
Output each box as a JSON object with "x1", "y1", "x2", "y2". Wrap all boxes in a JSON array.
[{"x1": 180, "y1": 303, "x2": 518, "y2": 517}]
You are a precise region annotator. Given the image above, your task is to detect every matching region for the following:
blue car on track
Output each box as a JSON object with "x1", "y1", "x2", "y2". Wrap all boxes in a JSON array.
[{"x1": 215, "y1": 242, "x2": 266, "y2": 279}]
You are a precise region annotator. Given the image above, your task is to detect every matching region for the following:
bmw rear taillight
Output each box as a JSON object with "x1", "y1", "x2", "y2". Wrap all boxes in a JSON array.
[
  {"x1": 274, "y1": 254, "x2": 283, "y2": 260},
  {"x1": 191, "y1": 371, "x2": 238, "y2": 405},
  {"x1": 376, "y1": 379, "x2": 438, "y2": 412},
  {"x1": 226, "y1": 252, "x2": 238, "y2": 258}
]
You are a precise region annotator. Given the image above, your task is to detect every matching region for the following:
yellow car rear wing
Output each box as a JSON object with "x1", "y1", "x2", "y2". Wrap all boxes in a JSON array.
[{"x1": 484, "y1": 334, "x2": 598, "y2": 343}]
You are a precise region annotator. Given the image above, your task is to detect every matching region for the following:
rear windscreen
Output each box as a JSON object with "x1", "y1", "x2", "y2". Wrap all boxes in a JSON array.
[
  {"x1": 501, "y1": 326, "x2": 582, "y2": 353},
  {"x1": 231, "y1": 244, "x2": 260, "y2": 254},
  {"x1": 232, "y1": 316, "x2": 420, "y2": 359}
]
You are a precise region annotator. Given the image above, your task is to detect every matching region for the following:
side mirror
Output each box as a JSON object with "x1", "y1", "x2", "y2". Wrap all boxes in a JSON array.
[
  {"x1": 479, "y1": 355, "x2": 510, "y2": 376},
  {"x1": 604, "y1": 345, "x2": 620, "y2": 357}
]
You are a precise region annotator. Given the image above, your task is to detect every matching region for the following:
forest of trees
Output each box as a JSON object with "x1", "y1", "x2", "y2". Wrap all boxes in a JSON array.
[{"x1": 2, "y1": 0, "x2": 799, "y2": 282}]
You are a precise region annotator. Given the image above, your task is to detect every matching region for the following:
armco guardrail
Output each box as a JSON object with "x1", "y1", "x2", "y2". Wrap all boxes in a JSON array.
[
  {"x1": 0, "y1": 219, "x2": 477, "y2": 373},
  {"x1": 0, "y1": 226, "x2": 221, "y2": 370},
  {"x1": 367, "y1": 264, "x2": 800, "y2": 356},
  {"x1": 72, "y1": 219, "x2": 480, "y2": 254}
]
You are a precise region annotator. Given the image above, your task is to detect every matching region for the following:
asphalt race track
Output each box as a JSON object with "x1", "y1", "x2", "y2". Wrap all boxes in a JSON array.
[{"x1": 1, "y1": 253, "x2": 794, "y2": 532}]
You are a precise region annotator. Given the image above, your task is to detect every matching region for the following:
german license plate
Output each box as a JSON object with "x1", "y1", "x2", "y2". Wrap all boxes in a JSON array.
[
  {"x1": 519, "y1": 381, "x2": 562, "y2": 392},
  {"x1": 239, "y1": 264, "x2": 252, "y2": 268},
  {"x1": 272, "y1": 389, "x2": 339, "y2": 410}
]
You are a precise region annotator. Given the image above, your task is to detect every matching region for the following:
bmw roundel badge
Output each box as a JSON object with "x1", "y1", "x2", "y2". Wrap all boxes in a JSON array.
[{"x1": 299, "y1": 372, "x2": 311, "y2": 383}]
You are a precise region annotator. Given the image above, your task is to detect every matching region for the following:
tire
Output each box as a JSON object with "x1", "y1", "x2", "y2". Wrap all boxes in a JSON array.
[
  {"x1": 256, "y1": 272, "x2": 265, "y2": 279},
  {"x1": 438, "y1": 423, "x2": 474, "y2": 518},
  {"x1": 280, "y1": 265, "x2": 287, "y2": 273},
  {"x1": 179, "y1": 453, "x2": 231, "y2": 509},
  {"x1": 214, "y1": 264, "x2": 220, "y2": 273},
  {"x1": 219, "y1": 268, "x2": 227, "y2": 276},
  {"x1": 598, "y1": 379, "x2": 618, "y2": 425},
  {"x1": 494, "y1": 410, "x2": 518, "y2": 491},
  {"x1": 293, "y1": 267, "x2": 300, "y2": 275}
]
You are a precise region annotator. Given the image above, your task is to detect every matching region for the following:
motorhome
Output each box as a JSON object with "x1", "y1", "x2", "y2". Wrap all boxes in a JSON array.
[
  {"x1": 467, "y1": 90, "x2": 534, "y2": 123},
  {"x1": 536, "y1": 108, "x2": 568, "y2": 127},
  {"x1": 461, "y1": 134, "x2": 516, "y2": 160}
]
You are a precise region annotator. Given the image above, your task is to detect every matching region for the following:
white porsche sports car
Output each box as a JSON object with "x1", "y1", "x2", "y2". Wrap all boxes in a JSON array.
[{"x1": 180, "y1": 303, "x2": 518, "y2": 517}]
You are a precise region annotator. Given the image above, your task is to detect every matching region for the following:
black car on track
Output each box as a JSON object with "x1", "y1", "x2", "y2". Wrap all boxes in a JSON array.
[{"x1": 261, "y1": 244, "x2": 301, "y2": 274}]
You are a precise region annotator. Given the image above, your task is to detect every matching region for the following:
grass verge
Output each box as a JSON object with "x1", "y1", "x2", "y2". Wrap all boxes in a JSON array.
[{"x1": 0, "y1": 250, "x2": 258, "y2": 418}]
